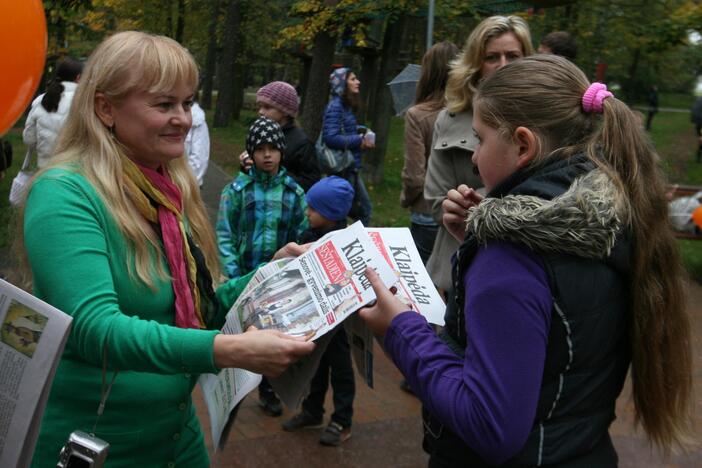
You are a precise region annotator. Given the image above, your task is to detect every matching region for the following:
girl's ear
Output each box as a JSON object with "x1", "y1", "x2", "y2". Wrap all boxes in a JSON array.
[
  {"x1": 94, "y1": 92, "x2": 114, "y2": 128},
  {"x1": 513, "y1": 126, "x2": 538, "y2": 169}
]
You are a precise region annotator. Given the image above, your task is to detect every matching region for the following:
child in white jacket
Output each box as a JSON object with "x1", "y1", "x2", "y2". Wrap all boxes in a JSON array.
[
  {"x1": 23, "y1": 57, "x2": 83, "y2": 168},
  {"x1": 185, "y1": 101, "x2": 210, "y2": 187}
]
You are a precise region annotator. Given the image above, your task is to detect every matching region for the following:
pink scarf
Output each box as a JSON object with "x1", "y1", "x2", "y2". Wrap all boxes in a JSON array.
[{"x1": 124, "y1": 159, "x2": 203, "y2": 329}]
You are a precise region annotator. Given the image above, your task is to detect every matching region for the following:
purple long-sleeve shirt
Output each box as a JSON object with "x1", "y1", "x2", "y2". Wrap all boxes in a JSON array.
[{"x1": 384, "y1": 241, "x2": 552, "y2": 465}]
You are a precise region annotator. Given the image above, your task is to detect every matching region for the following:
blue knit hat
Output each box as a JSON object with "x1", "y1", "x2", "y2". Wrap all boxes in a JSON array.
[
  {"x1": 329, "y1": 67, "x2": 350, "y2": 96},
  {"x1": 306, "y1": 176, "x2": 355, "y2": 222}
]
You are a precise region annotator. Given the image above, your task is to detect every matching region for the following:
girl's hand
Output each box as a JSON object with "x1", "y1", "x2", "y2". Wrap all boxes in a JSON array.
[
  {"x1": 358, "y1": 267, "x2": 410, "y2": 336},
  {"x1": 273, "y1": 242, "x2": 311, "y2": 260},
  {"x1": 213, "y1": 330, "x2": 315, "y2": 377},
  {"x1": 443, "y1": 185, "x2": 484, "y2": 243}
]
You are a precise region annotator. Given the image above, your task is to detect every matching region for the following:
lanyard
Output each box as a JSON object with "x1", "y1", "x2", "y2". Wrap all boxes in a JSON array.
[{"x1": 91, "y1": 345, "x2": 118, "y2": 435}]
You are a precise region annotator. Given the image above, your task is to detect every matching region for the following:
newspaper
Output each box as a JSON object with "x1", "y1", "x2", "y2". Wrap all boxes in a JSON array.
[
  {"x1": 0, "y1": 279, "x2": 72, "y2": 468},
  {"x1": 199, "y1": 222, "x2": 397, "y2": 447},
  {"x1": 367, "y1": 228, "x2": 445, "y2": 326},
  {"x1": 230, "y1": 222, "x2": 397, "y2": 340},
  {"x1": 346, "y1": 227, "x2": 447, "y2": 387}
]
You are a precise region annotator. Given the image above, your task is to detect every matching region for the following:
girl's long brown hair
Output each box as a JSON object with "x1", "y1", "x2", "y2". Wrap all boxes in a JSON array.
[
  {"x1": 475, "y1": 54, "x2": 692, "y2": 453},
  {"x1": 414, "y1": 41, "x2": 459, "y2": 110}
]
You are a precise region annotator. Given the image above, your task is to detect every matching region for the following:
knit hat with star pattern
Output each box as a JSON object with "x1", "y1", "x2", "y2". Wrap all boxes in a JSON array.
[{"x1": 245, "y1": 116, "x2": 286, "y2": 156}]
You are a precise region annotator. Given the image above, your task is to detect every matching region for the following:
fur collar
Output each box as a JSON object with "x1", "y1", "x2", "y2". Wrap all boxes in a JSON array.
[{"x1": 466, "y1": 169, "x2": 627, "y2": 259}]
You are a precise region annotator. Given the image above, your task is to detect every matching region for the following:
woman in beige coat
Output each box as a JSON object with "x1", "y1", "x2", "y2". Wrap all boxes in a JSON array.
[
  {"x1": 401, "y1": 41, "x2": 458, "y2": 264},
  {"x1": 424, "y1": 15, "x2": 533, "y2": 292}
]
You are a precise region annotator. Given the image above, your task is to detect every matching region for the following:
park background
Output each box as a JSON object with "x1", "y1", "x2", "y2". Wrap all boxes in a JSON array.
[
  {"x1": 0, "y1": 2, "x2": 701, "y2": 466},
  {"x1": 2, "y1": 0, "x2": 702, "y2": 279}
]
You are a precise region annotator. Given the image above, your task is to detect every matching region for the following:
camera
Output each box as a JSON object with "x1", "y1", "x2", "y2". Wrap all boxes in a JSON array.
[{"x1": 57, "y1": 430, "x2": 109, "y2": 468}]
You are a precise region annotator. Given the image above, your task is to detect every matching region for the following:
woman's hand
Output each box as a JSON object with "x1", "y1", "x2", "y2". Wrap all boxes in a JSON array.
[
  {"x1": 360, "y1": 138, "x2": 375, "y2": 150},
  {"x1": 443, "y1": 185, "x2": 484, "y2": 243},
  {"x1": 273, "y1": 242, "x2": 311, "y2": 260},
  {"x1": 239, "y1": 151, "x2": 253, "y2": 171},
  {"x1": 213, "y1": 330, "x2": 315, "y2": 377},
  {"x1": 358, "y1": 267, "x2": 410, "y2": 336}
]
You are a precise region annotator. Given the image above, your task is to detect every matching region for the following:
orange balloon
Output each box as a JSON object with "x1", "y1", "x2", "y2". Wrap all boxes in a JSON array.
[
  {"x1": 0, "y1": 0, "x2": 47, "y2": 136},
  {"x1": 692, "y1": 206, "x2": 702, "y2": 230}
]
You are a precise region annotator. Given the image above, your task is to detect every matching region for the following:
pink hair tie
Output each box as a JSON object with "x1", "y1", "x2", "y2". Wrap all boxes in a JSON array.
[{"x1": 582, "y1": 82, "x2": 613, "y2": 114}]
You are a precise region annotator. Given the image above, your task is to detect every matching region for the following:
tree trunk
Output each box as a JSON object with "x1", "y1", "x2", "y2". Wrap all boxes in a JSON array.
[
  {"x1": 231, "y1": 57, "x2": 245, "y2": 120},
  {"x1": 200, "y1": 0, "x2": 220, "y2": 109},
  {"x1": 299, "y1": 30, "x2": 337, "y2": 140},
  {"x1": 625, "y1": 47, "x2": 641, "y2": 102},
  {"x1": 213, "y1": 0, "x2": 242, "y2": 127},
  {"x1": 297, "y1": 54, "x2": 312, "y2": 114},
  {"x1": 357, "y1": 51, "x2": 379, "y2": 123},
  {"x1": 165, "y1": 0, "x2": 173, "y2": 37},
  {"x1": 175, "y1": 0, "x2": 185, "y2": 43},
  {"x1": 365, "y1": 15, "x2": 408, "y2": 184}
]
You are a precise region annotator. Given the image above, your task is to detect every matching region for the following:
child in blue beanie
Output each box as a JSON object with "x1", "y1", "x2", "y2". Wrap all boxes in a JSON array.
[
  {"x1": 283, "y1": 176, "x2": 357, "y2": 446},
  {"x1": 300, "y1": 175, "x2": 354, "y2": 243}
]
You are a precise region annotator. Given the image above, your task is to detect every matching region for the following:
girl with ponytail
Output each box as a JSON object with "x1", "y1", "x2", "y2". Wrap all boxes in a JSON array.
[
  {"x1": 22, "y1": 57, "x2": 83, "y2": 168},
  {"x1": 360, "y1": 54, "x2": 692, "y2": 466}
]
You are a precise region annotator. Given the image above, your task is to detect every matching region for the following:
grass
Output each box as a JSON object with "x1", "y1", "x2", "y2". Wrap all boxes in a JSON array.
[
  {"x1": 2, "y1": 106, "x2": 701, "y2": 278},
  {"x1": 658, "y1": 92, "x2": 696, "y2": 110},
  {"x1": 365, "y1": 117, "x2": 410, "y2": 227},
  {"x1": 633, "y1": 92, "x2": 696, "y2": 110}
]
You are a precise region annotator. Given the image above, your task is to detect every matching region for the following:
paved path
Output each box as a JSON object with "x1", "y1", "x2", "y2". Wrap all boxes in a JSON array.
[
  {"x1": 3, "y1": 161, "x2": 700, "y2": 466},
  {"x1": 193, "y1": 161, "x2": 701, "y2": 467},
  {"x1": 194, "y1": 279, "x2": 702, "y2": 467},
  {"x1": 201, "y1": 160, "x2": 235, "y2": 222}
]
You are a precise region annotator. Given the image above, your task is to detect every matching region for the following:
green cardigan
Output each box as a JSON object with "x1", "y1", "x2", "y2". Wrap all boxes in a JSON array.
[{"x1": 26, "y1": 169, "x2": 252, "y2": 467}]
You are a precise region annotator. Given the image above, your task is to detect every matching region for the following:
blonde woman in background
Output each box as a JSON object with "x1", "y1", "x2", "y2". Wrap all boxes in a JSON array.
[
  {"x1": 424, "y1": 15, "x2": 533, "y2": 293},
  {"x1": 20, "y1": 31, "x2": 314, "y2": 467}
]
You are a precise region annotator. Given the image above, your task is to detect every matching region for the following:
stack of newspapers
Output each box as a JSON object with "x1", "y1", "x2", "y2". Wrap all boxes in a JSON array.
[
  {"x1": 0, "y1": 279, "x2": 72, "y2": 468},
  {"x1": 199, "y1": 222, "x2": 446, "y2": 447}
]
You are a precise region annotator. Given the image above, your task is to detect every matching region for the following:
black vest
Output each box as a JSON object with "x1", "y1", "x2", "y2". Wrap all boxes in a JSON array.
[{"x1": 424, "y1": 155, "x2": 631, "y2": 467}]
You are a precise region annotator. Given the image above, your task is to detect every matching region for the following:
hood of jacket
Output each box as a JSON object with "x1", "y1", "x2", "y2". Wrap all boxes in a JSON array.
[
  {"x1": 466, "y1": 168, "x2": 628, "y2": 260},
  {"x1": 191, "y1": 102, "x2": 206, "y2": 127}
]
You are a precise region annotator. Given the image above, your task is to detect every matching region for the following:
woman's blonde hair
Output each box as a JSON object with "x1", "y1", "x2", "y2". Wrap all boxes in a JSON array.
[
  {"x1": 474, "y1": 54, "x2": 693, "y2": 453},
  {"x1": 19, "y1": 31, "x2": 220, "y2": 288},
  {"x1": 445, "y1": 15, "x2": 533, "y2": 114}
]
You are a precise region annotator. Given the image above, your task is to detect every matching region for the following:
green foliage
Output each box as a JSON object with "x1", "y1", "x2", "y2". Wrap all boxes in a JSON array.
[
  {"x1": 528, "y1": 0, "x2": 702, "y2": 99},
  {"x1": 278, "y1": 0, "x2": 424, "y2": 50}
]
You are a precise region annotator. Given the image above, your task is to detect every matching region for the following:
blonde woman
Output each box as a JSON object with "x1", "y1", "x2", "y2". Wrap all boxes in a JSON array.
[
  {"x1": 424, "y1": 15, "x2": 533, "y2": 292},
  {"x1": 21, "y1": 31, "x2": 314, "y2": 466}
]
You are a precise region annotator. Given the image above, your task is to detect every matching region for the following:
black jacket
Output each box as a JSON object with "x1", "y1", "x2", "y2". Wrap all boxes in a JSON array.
[
  {"x1": 427, "y1": 155, "x2": 631, "y2": 467},
  {"x1": 281, "y1": 122, "x2": 320, "y2": 192}
]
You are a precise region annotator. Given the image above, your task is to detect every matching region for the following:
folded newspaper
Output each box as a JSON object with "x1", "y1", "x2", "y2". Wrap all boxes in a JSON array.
[
  {"x1": 0, "y1": 279, "x2": 72, "y2": 468},
  {"x1": 345, "y1": 228, "x2": 446, "y2": 388},
  {"x1": 199, "y1": 222, "x2": 445, "y2": 447}
]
